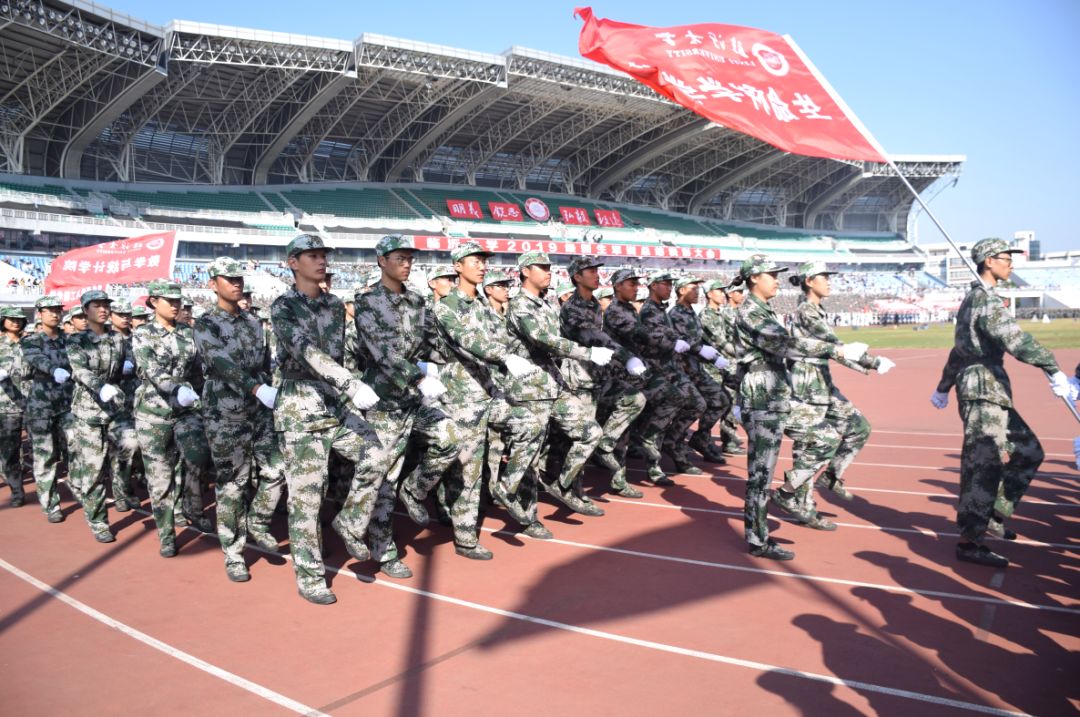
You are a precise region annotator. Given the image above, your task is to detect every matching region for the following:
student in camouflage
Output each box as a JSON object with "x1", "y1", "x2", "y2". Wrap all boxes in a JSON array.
[
  {"x1": 130, "y1": 305, "x2": 149, "y2": 330},
  {"x1": 0, "y1": 307, "x2": 28, "y2": 507},
  {"x1": 732, "y1": 255, "x2": 868, "y2": 561},
  {"x1": 106, "y1": 299, "x2": 140, "y2": 511},
  {"x1": 270, "y1": 235, "x2": 383, "y2": 604},
  {"x1": 132, "y1": 281, "x2": 214, "y2": 558},
  {"x1": 194, "y1": 257, "x2": 286, "y2": 585},
  {"x1": 21, "y1": 295, "x2": 71, "y2": 522},
  {"x1": 65, "y1": 290, "x2": 139, "y2": 543},
  {"x1": 560, "y1": 259, "x2": 648, "y2": 499},
  {"x1": 699, "y1": 279, "x2": 745, "y2": 454},
  {"x1": 930, "y1": 238, "x2": 1067, "y2": 568},
  {"x1": 668, "y1": 276, "x2": 731, "y2": 464}
]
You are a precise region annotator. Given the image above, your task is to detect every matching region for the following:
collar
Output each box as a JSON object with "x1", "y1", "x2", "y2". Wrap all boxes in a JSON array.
[{"x1": 746, "y1": 294, "x2": 775, "y2": 315}]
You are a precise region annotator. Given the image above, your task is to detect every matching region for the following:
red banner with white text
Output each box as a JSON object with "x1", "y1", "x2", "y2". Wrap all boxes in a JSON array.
[
  {"x1": 575, "y1": 7, "x2": 886, "y2": 163},
  {"x1": 559, "y1": 207, "x2": 592, "y2": 225},
  {"x1": 413, "y1": 235, "x2": 721, "y2": 261},
  {"x1": 45, "y1": 231, "x2": 177, "y2": 305},
  {"x1": 446, "y1": 199, "x2": 484, "y2": 220},
  {"x1": 488, "y1": 202, "x2": 524, "y2": 221},
  {"x1": 594, "y1": 209, "x2": 624, "y2": 227}
]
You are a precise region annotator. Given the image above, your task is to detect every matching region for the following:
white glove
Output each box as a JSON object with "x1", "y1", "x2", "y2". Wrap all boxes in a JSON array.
[
  {"x1": 1068, "y1": 376, "x2": 1080, "y2": 402},
  {"x1": 876, "y1": 356, "x2": 896, "y2": 375},
  {"x1": 698, "y1": 345, "x2": 718, "y2": 361},
  {"x1": 176, "y1": 385, "x2": 198, "y2": 407},
  {"x1": 589, "y1": 346, "x2": 614, "y2": 366},
  {"x1": 255, "y1": 384, "x2": 277, "y2": 409},
  {"x1": 98, "y1": 384, "x2": 121, "y2": 403},
  {"x1": 674, "y1": 339, "x2": 691, "y2": 354},
  {"x1": 417, "y1": 361, "x2": 440, "y2": 379},
  {"x1": 732, "y1": 405, "x2": 742, "y2": 423},
  {"x1": 840, "y1": 342, "x2": 869, "y2": 362},
  {"x1": 1049, "y1": 371, "x2": 1072, "y2": 399},
  {"x1": 417, "y1": 376, "x2": 447, "y2": 399},
  {"x1": 52, "y1": 368, "x2": 70, "y2": 384},
  {"x1": 122, "y1": 360, "x2": 134, "y2": 375},
  {"x1": 930, "y1": 391, "x2": 949, "y2": 410},
  {"x1": 0, "y1": 369, "x2": 8, "y2": 382},
  {"x1": 626, "y1": 357, "x2": 647, "y2": 376},
  {"x1": 350, "y1": 382, "x2": 380, "y2": 411},
  {"x1": 713, "y1": 356, "x2": 730, "y2": 370},
  {"x1": 504, "y1": 354, "x2": 538, "y2": 378}
]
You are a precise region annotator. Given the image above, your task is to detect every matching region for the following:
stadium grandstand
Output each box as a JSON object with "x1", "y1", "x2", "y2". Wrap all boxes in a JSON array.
[{"x1": 0, "y1": 0, "x2": 1001, "y2": 323}]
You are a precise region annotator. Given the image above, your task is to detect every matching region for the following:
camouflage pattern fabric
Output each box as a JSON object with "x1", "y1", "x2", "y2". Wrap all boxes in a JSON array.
[
  {"x1": 781, "y1": 401, "x2": 840, "y2": 515},
  {"x1": 20, "y1": 330, "x2": 70, "y2": 515},
  {"x1": 0, "y1": 335, "x2": 27, "y2": 501},
  {"x1": 743, "y1": 410, "x2": 785, "y2": 548},
  {"x1": 669, "y1": 303, "x2": 730, "y2": 450},
  {"x1": 484, "y1": 396, "x2": 547, "y2": 524},
  {"x1": 108, "y1": 330, "x2": 138, "y2": 505}
]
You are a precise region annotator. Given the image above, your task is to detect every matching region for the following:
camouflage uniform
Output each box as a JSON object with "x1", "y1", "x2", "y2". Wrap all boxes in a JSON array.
[
  {"x1": 132, "y1": 282, "x2": 213, "y2": 554},
  {"x1": 0, "y1": 324, "x2": 27, "y2": 505},
  {"x1": 20, "y1": 296, "x2": 71, "y2": 519},
  {"x1": 108, "y1": 299, "x2": 139, "y2": 509},
  {"x1": 699, "y1": 280, "x2": 744, "y2": 452},
  {"x1": 194, "y1": 260, "x2": 286, "y2": 577},
  {"x1": 64, "y1": 291, "x2": 138, "y2": 540},
  {"x1": 733, "y1": 257, "x2": 845, "y2": 555},
  {"x1": 935, "y1": 251, "x2": 1057, "y2": 545}
]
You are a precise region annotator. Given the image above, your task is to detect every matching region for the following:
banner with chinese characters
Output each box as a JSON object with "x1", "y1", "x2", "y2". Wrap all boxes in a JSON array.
[
  {"x1": 445, "y1": 199, "x2": 484, "y2": 220},
  {"x1": 575, "y1": 7, "x2": 886, "y2": 163},
  {"x1": 559, "y1": 206, "x2": 592, "y2": 225},
  {"x1": 594, "y1": 209, "x2": 624, "y2": 227},
  {"x1": 412, "y1": 235, "x2": 722, "y2": 261},
  {"x1": 44, "y1": 231, "x2": 177, "y2": 299},
  {"x1": 488, "y1": 202, "x2": 524, "y2": 221}
]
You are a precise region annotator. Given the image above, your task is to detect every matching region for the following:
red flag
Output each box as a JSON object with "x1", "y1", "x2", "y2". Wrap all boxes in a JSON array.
[
  {"x1": 45, "y1": 231, "x2": 177, "y2": 295},
  {"x1": 575, "y1": 8, "x2": 886, "y2": 163}
]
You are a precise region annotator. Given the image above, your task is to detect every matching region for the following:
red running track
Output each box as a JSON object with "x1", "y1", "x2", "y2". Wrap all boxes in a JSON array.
[{"x1": 0, "y1": 348, "x2": 1077, "y2": 716}]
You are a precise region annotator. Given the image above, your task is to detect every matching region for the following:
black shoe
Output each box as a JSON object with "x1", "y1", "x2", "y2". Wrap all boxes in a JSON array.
[
  {"x1": 225, "y1": 563, "x2": 251, "y2": 582},
  {"x1": 379, "y1": 560, "x2": 413, "y2": 579},
  {"x1": 613, "y1": 483, "x2": 644, "y2": 499},
  {"x1": 184, "y1": 513, "x2": 214, "y2": 533},
  {"x1": 46, "y1": 510, "x2": 65, "y2": 523},
  {"x1": 454, "y1": 544, "x2": 493, "y2": 560},
  {"x1": 92, "y1": 526, "x2": 115, "y2": 543},
  {"x1": 10, "y1": 496, "x2": 24, "y2": 508},
  {"x1": 722, "y1": 444, "x2": 746, "y2": 456},
  {"x1": 673, "y1": 461, "x2": 704, "y2": 476},
  {"x1": 802, "y1": 515, "x2": 837, "y2": 531},
  {"x1": 956, "y1": 542, "x2": 1008, "y2": 568},
  {"x1": 750, "y1": 541, "x2": 794, "y2": 561},
  {"x1": 816, "y1": 475, "x2": 854, "y2": 502},
  {"x1": 298, "y1": 586, "x2": 337, "y2": 605},
  {"x1": 770, "y1": 488, "x2": 813, "y2": 523},
  {"x1": 399, "y1": 489, "x2": 429, "y2": 527},
  {"x1": 523, "y1": 521, "x2": 553, "y2": 540}
]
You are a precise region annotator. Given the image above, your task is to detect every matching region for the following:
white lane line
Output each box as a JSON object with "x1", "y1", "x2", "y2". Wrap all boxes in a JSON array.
[
  {"x1": 975, "y1": 572, "x2": 1007, "y2": 643},
  {"x1": 872, "y1": 429, "x2": 1074, "y2": 443},
  {"x1": 605, "y1": 498, "x2": 1080, "y2": 552},
  {"x1": 863, "y1": 443, "x2": 1074, "y2": 460},
  {"x1": 0, "y1": 557, "x2": 329, "y2": 717}
]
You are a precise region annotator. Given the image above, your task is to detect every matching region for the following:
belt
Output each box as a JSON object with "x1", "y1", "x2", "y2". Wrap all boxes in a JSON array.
[
  {"x1": 744, "y1": 361, "x2": 785, "y2": 374},
  {"x1": 792, "y1": 357, "x2": 827, "y2": 365},
  {"x1": 278, "y1": 370, "x2": 312, "y2": 381}
]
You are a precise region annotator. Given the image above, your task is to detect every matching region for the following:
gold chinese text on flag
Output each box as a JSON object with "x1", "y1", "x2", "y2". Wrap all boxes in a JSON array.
[{"x1": 575, "y1": 7, "x2": 886, "y2": 163}]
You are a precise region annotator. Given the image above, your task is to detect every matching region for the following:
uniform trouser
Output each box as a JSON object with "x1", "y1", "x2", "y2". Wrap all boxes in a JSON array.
[
  {"x1": 663, "y1": 377, "x2": 707, "y2": 460},
  {"x1": 744, "y1": 410, "x2": 785, "y2": 548},
  {"x1": 136, "y1": 412, "x2": 212, "y2": 548},
  {"x1": 335, "y1": 406, "x2": 413, "y2": 564},
  {"x1": 596, "y1": 379, "x2": 646, "y2": 490},
  {"x1": 65, "y1": 415, "x2": 137, "y2": 529},
  {"x1": 821, "y1": 398, "x2": 871, "y2": 485},
  {"x1": 0, "y1": 414, "x2": 23, "y2": 501},
  {"x1": 27, "y1": 413, "x2": 66, "y2": 514},
  {"x1": 540, "y1": 389, "x2": 603, "y2": 491},
  {"x1": 408, "y1": 400, "x2": 490, "y2": 549},
  {"x1": 631, "y1": 373, "x2": 684, "y2": 451},
  {"x1": 486, "y1": 397, "x2": 548, "y2": 525},
  {"x1": 206, "y1": 411, "x2": 285, "y2": 568},
  {"x1": 686, "y1": 371, "x2": 731, "y2": 444},
  {"x1": 782, "y1": 401, "x2": 841, "y2": 517},
  {"x1": 108, "y1": 435, "x2": 135, "y2": 503},
  {"x1": 282, "y1": 412, "x2": 375, "y2": 590},
  {"x1": 957, "y1": 400, "x2": 1043, "y2": 542}
]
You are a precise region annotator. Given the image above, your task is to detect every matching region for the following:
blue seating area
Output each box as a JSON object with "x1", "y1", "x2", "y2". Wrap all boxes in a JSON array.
[{"x1": 1013, "y1": 266, "x2": 1080, "y2": 290}]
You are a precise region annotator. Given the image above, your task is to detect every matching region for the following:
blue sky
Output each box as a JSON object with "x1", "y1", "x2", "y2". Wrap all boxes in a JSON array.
[{"x1": 107, "y1": 0, "x2": 1080, "y2": 251}]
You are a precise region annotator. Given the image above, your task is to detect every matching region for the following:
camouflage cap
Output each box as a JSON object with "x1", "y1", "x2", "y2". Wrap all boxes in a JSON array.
[
  {"x1": 971, "y1": 238, "x2": 1023, "y2": 264},
  {"x1": 739, "y1": 254, "x2": 788, "y2": 279},
  {"x1": 131, "y1": 305, "x2": 150, "y2": 318},
  {"x1": 428, "y1": 264, "x2": 457, "y2": 281},
  {"x1": 610, "y1": 268, "x2": 645, "y2": 286},
  {"x1": 725, "y1": 280, "x2": 745, "y2": 294},
  {"x1": 795, "y1": 260, "x2": 836, "y2": 278},
  {"x1": 647, "y1": 271, "x2": 675, "y2": 286},
  {"x1": 207, "y1": 256, "x2": 245, "y2": 278},
  {"x1": 595, "y1": 286, "x2": 613, "y2": 299},
  {"x1": 674, "y1": 275, "x2": 704, "y2": 290},
  {"x1": 80, "y1": 289, "x2": 111, "y2": 307},
  {"x1": 146, "y1": 280, "x2": 182, "y2": 299},
  {"x1": 451, "y1": 241, "x2": 493, "y2": 263},
  {"x1": 554, "y1": 282, "x2": 574, "y2": 297},
  {"x1": 64, "y1": 307, "x2": 84, "y2": 322},
  {"x1": 0, "y1": 307, "x2": 26, "y2": 320},
  {"x1": 181, "y1": 295, "x2": 193, "y2": 308},
  {"x1": 483, "y1": 269, "x2": 513, "y2": 288},
  {"x1": 34, "y1": 295, "x2": 63, "y2": 309},
  {"x1": 567, "y1": 256, "x2": 603, "y2": 276},
  {"x1": 703, "y1": 279, "x2": 727, "y2": 293},
  {"x1": 375, "y1": 233, "x2": 414, "y2": 256},
  {"x1": 110, "y1": 299, "x2": 133, "y2": 315},
  {"x1": 516, "y1": 251, "x2": 551, "y2": 270},
  {"x1": 286, "y1": 233, "x2": 334, "y2": 258}
]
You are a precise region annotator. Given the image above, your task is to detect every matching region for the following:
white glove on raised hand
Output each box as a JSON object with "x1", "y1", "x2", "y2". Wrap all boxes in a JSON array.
[
  {"x1": 417, "y1": 361, "x2": 440, "y2": 379},
  {"x1": 840, "y1": 342, "x2": 869, "y2": 362},
  {"x1": 350, "y1": 382, "x2": 380, "y2": 411},
  {"x1": 417, "y1": 376, "x2": 447, "y2": 400},
  {"x1": 1067, "y1": 376, "x2": 1080, "y2": 402},
  {"x1": 1049, "y1": 370, "x2": 1073, "y2": 399},
  {"x1": 255, "y1": 384, "x2": 277, "y2": 409},
  {"x1": 98, "y1": 384, "x2": 121, "y2": 403},
  {"x1": 876, "y1": 356, "x2": 896, "y2": 375},
  {"x1": 930, "y1": 391, "x2": 949, "y2": 410},
  {"x1": 176, "y1": 385, "x2": 198, "y2": 407},
  {"x1": 52, "y1": 367, "x2": 70, "y2": 384},
  {"x1": 626, "y1": 356, "x2": 647, "y2": 376},
  {"x1": 698, "y1": 345, "x2": 718, "y2": 361},
  {"x1": 713, "y1": 356, "x2": 730, "y2": 370},
  {"x1": 589, "y1": 346, "x2": 614, "y2": 366},
  {"x1": 504, "y1": 354, "x2": 538, "y2": 378},
  {"x1": 673, "y1": 339, "x2": 691, "y2": 354},
  {"x1": 0, "y1": 369, "x2": 8, "y2": 382},
  {"x1": 122, "y1": 360, "x2": 134, "y2": 375}
]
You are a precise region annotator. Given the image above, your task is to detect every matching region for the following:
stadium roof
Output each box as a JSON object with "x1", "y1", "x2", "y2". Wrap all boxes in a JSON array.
[{"x1": 0, "y1": 0, "x2": 963, "y2": 235}]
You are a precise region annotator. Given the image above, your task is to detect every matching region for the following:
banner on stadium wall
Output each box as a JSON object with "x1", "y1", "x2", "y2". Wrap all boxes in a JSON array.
[
  {"x1": 559, "y1": 207, "x2": 592, "y2": 225},
  {"x1": 44, "y1": 231, "x2": 177, "y2": 304},
  {"x1": 412, "y1": 235, "x2": 722, "y2": 261},
  {"x1": 594, "y1": 209, "x2": 623, "y2": 227},
  {"x1": 446, "y1": 199, "x2": 484, "y2": 220},
  {"x1": 575, "y1": 7, "x2": 887, "y2": 163},
  {"x1": 488, "y1": 202, "x2": 524, "y2": 221}
]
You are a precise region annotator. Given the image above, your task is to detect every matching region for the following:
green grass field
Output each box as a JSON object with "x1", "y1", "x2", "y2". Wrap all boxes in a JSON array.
[{"x1": 833, "y1": 321, "x2": 1080, "y2": 349}]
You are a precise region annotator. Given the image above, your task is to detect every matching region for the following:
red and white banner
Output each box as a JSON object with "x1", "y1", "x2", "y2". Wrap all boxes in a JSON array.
[
  {"x1": 594, "y1": 209, "x2": 624, "y2": 227},
  {"x1": 446, "y1": 199, "x2": 484, "y2": 220},
  {"x1": 575, "y1": 8, "x2": 886, "y2": 163},
  {"x1": 45, "y1": 231, "x2": 177, "y2": 305},
  {"x1": 413, "y1": 235, "x2": 722, "y2": 261},
  {"x1": 488, "y1": 202, "x2": 524, "y2": 221},
  {"x1": 559, "y1": 206, "x2": 592, "y2": 225}
]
